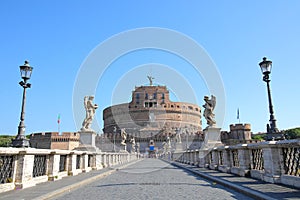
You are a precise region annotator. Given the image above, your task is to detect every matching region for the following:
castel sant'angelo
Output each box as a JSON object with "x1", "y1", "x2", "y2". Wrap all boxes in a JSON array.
[
  {"x1": 30, "y1": 77, "x2": 252, "y2": 153},
  {"x1": 99, "y1": 77, "x2": 204, "y2": 153}
]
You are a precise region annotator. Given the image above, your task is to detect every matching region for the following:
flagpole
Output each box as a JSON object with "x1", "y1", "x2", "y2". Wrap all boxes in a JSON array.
[
  {"x1": 57, "y1": 114, "x2": 61, "y2": 134},
  {"x1": 237, "y1": 108, "x2": 240, "y2": 123}
]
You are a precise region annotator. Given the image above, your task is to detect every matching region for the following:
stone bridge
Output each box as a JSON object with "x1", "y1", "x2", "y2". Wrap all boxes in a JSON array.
[{"x1": 0, "y1": 139, "x2": 299, "y2": 199}]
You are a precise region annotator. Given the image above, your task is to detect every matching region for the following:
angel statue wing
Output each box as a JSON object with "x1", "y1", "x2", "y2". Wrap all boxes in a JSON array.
[
  {"x1": 83, "y1": 96, "x2": 88, "y2": 111},
  {"x1": 210, "y1": 95, "x2": 216, "y2": 111},
  {"x1": 147, "y1": 75, "x2": 154, "y2": 86}
]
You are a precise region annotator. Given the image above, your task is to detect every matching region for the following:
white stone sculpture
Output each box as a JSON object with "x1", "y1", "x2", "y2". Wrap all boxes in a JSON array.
[
  {"x1": 130, "y1": 137, "x2": 136, "y2": 153},
  {"x1": 121, "y1": 128, "x2": 127, "y2": 146},
  {"x1": 136, "y1": 142, "x2": 140, "y2": 153},
  {"x1": 162, "y1": 141, "x2": 168, "y2": 155},
  {"x1": 81, "y1": 96, "x2": 98, "y2": 131},
  {"x1": 203, "y1": 95, "x2": 216, "y2": 127},
  {"x1": 175, "y1": 128, "x2": 182, "y2": 144},
  {"x1": 166, "y1": 136, "x2": 171, "y2": 150}
]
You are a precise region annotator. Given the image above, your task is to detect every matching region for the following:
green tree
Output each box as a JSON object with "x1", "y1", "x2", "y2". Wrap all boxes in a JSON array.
[
  {"x1": 282, "y1": 128, "x2": 300, "y2": 139},
  {"x1": 252, "y1": 134, "x2": 266, "y2": 141},
  {"x1": 0, "y1": 135, "x2": 15, "y2": 147}
]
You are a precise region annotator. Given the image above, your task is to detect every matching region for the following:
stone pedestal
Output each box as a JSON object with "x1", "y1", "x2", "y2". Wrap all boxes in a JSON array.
[
  {"x1": 12, "y1": 138, "x2": 30, "y2": 148},
  {"x1": 74, "y1": 131, "x2": 100, "y2": 152},
  {"x1": 119, "y1": 144, "x2": 127, "y2": 152},
  {"x1": 175, "y1": 143, "x2": 183, "y2": 152},
  {"x1": 266, "y1": 132, "x2": 285, "y2": 141},
  {"x1": 198, "y1": 149, "x2": 209, "y2": 167},
  {"x1": 202, "y1": 126, "x2": 222, "y2": 149}
]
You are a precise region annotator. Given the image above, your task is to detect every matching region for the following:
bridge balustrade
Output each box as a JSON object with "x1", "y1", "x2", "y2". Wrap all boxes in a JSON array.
[
  {"x1": 0, "y1": 148, "x2": 137, "y2": 193},
  {"x1": 173, "y1": 139, "x2": 300, "y2": 188}
]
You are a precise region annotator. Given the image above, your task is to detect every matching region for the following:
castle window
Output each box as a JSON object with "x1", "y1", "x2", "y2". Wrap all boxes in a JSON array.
[
  {"x1": 162, "y1": 93, "x2": 165, "y2": 99},
  {"x1": 136, "y1": 93, "x2": 140, "y2": 104},
  {"x1": 153, "y1": 93, "x2": 157, "y2": 99},
  {"x1": 145, "y1": 101, "x2": 157, "y2": 108},
  {"x1": 188, "y1": 106, "x2": 193, "y2": 110},
  {"x1": 145, "y1": 93, "x2": 148, "y2": 99}
]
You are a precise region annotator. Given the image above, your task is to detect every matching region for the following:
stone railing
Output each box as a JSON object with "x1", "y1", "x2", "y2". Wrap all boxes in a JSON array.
[
  {"x1": 0, "y1": 148, "x2": 138, "y2": 193},
  {"x1": 173, "y1": 139, "x2": 300, "y2": 188}
]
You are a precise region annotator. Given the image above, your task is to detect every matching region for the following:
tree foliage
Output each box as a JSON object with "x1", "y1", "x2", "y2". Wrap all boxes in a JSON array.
[
  {"x1": 0, "y1": 135, "x2": 15, "y2": 147},
  {"x1": 252, "y1": 127, "x2": 300, "y2": 140},
  {"x1": 0, "y1": 135, "x2": 32, "y2": 147},
  {"x1": 252, "y1": 133, "x2": 266, "y2": 141},
  {"x1": 282, "y1": 127, "x2": 300, "y2": 139}
]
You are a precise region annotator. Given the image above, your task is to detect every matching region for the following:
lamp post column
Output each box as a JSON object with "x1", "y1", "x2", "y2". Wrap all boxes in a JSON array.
[
  {"x1": 266, "y1": 79, "x2": 278, "y2": 133},
  {"x1": 113, "y1": 126, "x2": 116, "y2": 152},
  {"x1": 17, "y1": 81, "x2": 28, "y2": 138},
  {"x1": 12, "y1": 61, "x2": 33, "y2": 148}
]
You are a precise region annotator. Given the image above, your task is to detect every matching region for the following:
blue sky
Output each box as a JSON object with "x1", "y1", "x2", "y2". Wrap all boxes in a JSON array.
[{"x1": 1, "y1": 1, "x2": 299, "y2": 135}]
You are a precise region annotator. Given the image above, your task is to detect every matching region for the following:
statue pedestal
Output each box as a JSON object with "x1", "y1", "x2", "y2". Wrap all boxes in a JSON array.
[
  {"x1": 74, "y1": 130, "x2": 100, "y2": 152},
  {"x1": 119, "y1": 144, "x2": 127, "y2": 152},
  {"x1": 202, "y1": 126, "x2": 223, "y2": 149},
  {"x1": 174, "y1": 143, "x2": 183, "y2": 152}
]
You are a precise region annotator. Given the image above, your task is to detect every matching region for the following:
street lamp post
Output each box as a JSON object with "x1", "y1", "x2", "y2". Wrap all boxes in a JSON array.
[
  {"x1": 259, "y1": 57, "x2": 281, "y2": 140},
  {"x1": 113, "y1": 126, "x2": 116, "y2": 152},
  {"x1": 12, "y1": 61, "x2": 33, "y2": 147}
]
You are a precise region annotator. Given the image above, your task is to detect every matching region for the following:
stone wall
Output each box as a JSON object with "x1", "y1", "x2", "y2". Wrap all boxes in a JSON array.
[
  {"x1": 221, "y1": 123, "x2": 255, "y2": 145},
  {"x1": 30, "y1": 132, "x2": 52, "y2": 149},
  {"x1": 30, "y1": 132, "x2": 80, "y2": 150},
  {"x1": 103, "y1": 85, "x2": 202, "y2": 135}
]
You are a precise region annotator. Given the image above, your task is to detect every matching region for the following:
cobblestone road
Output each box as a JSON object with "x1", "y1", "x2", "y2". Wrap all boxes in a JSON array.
[{"x1": 53, "y1": 159, "x2": 253, "y2": 200}]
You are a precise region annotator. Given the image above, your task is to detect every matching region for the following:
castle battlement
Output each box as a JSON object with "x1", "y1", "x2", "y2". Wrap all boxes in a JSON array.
[
  {"x1": 30, "y1": 132, "x2": 80, "y2": 150},
  {"x1": 230, "y1": 123, "x2": 251, "y2": 131}
]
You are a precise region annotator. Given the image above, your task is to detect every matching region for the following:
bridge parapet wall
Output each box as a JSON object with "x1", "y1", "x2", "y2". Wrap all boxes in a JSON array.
[
  {"x1": 0, "y1": 148, "x2": 138, "y2": 193},
  {"x1": 173, "y1": 139, "x2": 300, "y2": 188}
]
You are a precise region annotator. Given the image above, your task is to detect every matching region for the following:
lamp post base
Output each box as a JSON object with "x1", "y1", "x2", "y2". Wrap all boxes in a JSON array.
[
  {"x1": 266, "y1": 133, "x2": 285, "y2": 141},
  {"x1": 12, "y1": 138, "x2": 30, "y2": 148}
]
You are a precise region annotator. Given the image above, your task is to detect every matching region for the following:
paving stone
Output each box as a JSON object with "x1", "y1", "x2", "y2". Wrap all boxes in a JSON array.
[
  {"x1": 1, "y1": 159, "x2": 299, "y2": 200},
  {"x1": 173, "y1": 161, "x2": 300, "y2": 200},
  {"x1": 53, "y1": 159, "x2": 253, "y2": 200}
]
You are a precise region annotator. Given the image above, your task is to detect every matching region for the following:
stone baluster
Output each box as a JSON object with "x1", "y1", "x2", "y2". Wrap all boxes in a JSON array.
[
  {"x1": 261, "y1": 141, "x2": 282, "y2": 183},
  {"x1": 48, "y1": 151, "x2": 60, "y2": 181},
  {"x1": 14, "y1": 151, "x2": 34, "y2": 189}
]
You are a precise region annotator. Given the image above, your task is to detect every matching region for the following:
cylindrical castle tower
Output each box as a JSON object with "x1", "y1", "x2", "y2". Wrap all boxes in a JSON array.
[{"x1": 103, "y1": 85, "x2": 202, "y2": 137}]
